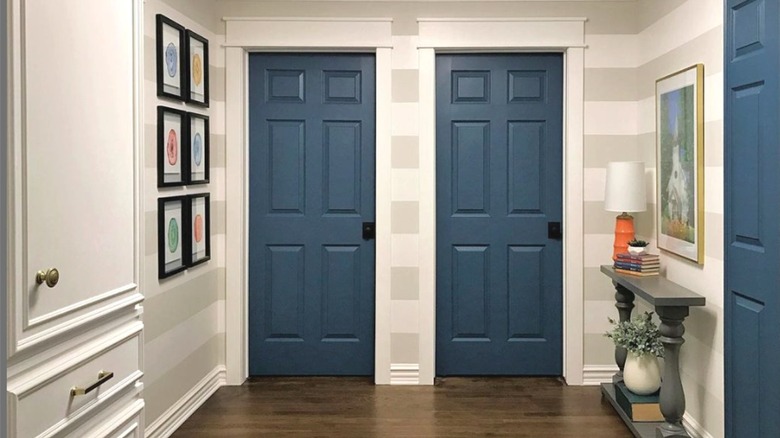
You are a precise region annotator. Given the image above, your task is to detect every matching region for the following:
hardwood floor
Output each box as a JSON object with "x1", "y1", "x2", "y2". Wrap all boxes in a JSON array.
[{"x1": 173, "y1": 377, "x2": 630, "y2": 437}]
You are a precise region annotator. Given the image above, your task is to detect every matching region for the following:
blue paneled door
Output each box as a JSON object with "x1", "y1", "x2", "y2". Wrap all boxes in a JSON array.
[
  {"x1": 725, "y1": 1, "x2": 780, "y2": 435},
  {"x1": 436, "y1": 54, "x2": 563, "y2": 375},
  {"x1": 248, "y1": 54, "x2": 376, "y2": 375}
]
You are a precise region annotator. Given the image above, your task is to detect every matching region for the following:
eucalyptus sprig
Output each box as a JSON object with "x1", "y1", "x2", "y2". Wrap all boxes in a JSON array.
[{"x1": 605, "y1": 311, "x2": 664, "y2": 357}]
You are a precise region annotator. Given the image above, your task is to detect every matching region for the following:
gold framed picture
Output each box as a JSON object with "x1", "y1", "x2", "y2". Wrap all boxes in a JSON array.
[{"x1": 655, "y1": 64, "x2": 705, "y2": 264}]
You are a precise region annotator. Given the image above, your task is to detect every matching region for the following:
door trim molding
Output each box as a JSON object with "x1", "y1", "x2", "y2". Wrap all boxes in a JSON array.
[
  {"x1": 223, "y1": 17, "x2": 393, "y2": 385},
  {"x1": 417, "y1": 18, "x2": 585, "y2": 385}
]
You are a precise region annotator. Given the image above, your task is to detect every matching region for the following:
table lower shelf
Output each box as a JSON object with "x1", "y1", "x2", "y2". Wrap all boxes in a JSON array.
[{"x1": 601, "y1": 383, "x2": 663, "y2": 438}]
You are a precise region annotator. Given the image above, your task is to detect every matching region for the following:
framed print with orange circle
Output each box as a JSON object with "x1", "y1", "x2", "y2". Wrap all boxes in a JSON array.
[{"x1": 186, "y1": 193, "x2": 211, "y2": 267}]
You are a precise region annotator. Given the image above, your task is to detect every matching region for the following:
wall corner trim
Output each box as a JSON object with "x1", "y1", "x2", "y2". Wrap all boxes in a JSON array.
[
  {"x1": 389, "y1": 363, "x2": 420, "y2": 385},
  {"x1": 145, "y1": 365, "x2": 227, "y2": 438}
]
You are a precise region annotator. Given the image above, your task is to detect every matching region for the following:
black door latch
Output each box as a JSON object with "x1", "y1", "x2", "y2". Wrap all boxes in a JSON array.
[
  {"x1": 363, "y1": 222, "x2": 376, "y2": 240},
  {"x1": 548, "y1": 222, "x2": 562, "y2": 240}
]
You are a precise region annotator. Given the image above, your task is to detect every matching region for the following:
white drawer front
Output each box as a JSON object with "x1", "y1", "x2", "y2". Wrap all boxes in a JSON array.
[
  {"x1": 67, "y1": 398, "x2": 144, "y2": 438},
  {"x1": 8, "y1": 324, "x2": 143, "y2": 438}
]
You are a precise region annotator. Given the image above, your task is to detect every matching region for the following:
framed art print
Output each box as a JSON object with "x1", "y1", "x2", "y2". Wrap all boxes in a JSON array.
[
  {"x1": 186, "y1": 112, "x2": 209, "y2": 184},
  {"x1": 158, "y1": 196, "x2": 187, "y2": 279},
  {"x1": 185, "y1": 30, "x2": 209, "y2": 107},
  {"x1": 158, "y1": 106, "x2": 186, "y2": 187},
  {"x1": 656, "y1": 64, "x2": 705, "y2": 264},
  {"x1": 187, "y1": 193, "x2": 211, "y2": 267},
  {"x1": 156, "y1": 15, "x2": 185, "y2": 100}
]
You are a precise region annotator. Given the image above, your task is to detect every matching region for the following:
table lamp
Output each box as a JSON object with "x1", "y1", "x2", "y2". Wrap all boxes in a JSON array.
[{"x1": 604, "y1": 161, "x2": 647, "y2": 260}]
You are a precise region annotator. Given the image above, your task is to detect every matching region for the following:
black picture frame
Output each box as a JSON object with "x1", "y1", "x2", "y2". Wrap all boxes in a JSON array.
[
  {"x1": 156, "y1": 14, "x2": 186, "y2": 101},
  {"x1": 158, "y1": 196, "x2": 188, "y2": 279},
  {"x1": 185, "y1": 112, "x2": 210, "y2": 185},
  {"x1": 184, "y1": 30, "x2": 209, "y2": 107},
  {"x1": 186, "y1": 193, "x2": 211, "y2": 267},
  {"x1": 157, "y1": 106, "x2": 187, "y2": 187}
]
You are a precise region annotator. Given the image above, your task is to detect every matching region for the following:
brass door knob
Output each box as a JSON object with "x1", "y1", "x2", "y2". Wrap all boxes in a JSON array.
[{"x1": 35, "y1": 268, "x2": 60, "y2": 288}]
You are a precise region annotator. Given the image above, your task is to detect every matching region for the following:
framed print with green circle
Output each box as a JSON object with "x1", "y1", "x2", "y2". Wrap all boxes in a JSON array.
[
  {"x1": 186, "y1": 193, "x2": 211, "y2": 267},
  {"x1": 186, "y1": 112, "x2": 209, "y2": 185},
  {"x1": 158, "y1": 196, "x2": 187, "y2": 278}
]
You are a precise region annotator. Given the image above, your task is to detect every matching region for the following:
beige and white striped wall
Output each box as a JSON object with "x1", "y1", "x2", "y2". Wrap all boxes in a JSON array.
[
  {"x1": 142, "y1": 0, "x2": 227, "y2": 430},
  {"x1": 142, "y1": 1, "x2": 725, "y2": 436}
]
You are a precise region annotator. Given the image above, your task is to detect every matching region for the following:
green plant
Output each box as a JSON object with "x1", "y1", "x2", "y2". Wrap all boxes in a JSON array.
[
  {"x1": 628, "y1": 239, "x2": 649, "y2": 247},
  {"x1": 605, "y1": 312, "x2": 664, "y2": 357}
]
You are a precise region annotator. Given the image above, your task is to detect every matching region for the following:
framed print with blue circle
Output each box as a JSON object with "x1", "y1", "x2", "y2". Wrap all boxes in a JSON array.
[
  {"x1": 156, "y1": 14, "x2": 185, "y2": 101},
  {"x1": 158, "y1": 196, "x2": 187, "y2": 279},
  {"x1": 185, "y1": 30, "x2": 209, "y2": 107},
  {"x1": 186, "y1": 112, "x2": 209, "y2": 185}
]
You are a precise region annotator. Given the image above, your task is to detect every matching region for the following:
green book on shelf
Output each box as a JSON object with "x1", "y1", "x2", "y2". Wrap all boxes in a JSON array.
[{"x1": 614, "y1": 381, "x2": 663, "y2": 422}]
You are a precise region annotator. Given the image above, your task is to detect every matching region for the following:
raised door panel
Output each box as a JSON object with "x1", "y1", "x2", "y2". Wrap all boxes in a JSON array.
[{"x1": 9, "y1": 0, "x2": 142, "y2": 354}]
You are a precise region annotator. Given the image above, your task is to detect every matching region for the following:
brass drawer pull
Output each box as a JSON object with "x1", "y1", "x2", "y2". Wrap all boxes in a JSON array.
[
  {"x1": 35, "y1": 268, "x2": 60, "y2": 288},
  {"x1": 70, "y1": 371, "x2": 114, "y2": 397}
]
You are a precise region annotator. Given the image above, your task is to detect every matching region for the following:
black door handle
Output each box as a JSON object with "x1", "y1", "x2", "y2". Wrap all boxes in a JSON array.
[
  {"x1": 363, "y1": 222, "x2": 376, "y2": 240},
  {"x1": 548, "y1": 222, "x2": 562, "y2": 240}
]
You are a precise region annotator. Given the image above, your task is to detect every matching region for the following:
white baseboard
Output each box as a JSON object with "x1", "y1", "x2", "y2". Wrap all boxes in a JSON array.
[
  {"x1": 390, "y1": 363, "x2": 420, "y2": 385},
  {"x1": 145, "y1": 365, "x2": 227, "y2": 438},
  {"x1": 582, "y1": 365, "x2": 618, "y2": 386},
  {"x1": 683, "y1": 412, "x2": 713, "y2": 438}
]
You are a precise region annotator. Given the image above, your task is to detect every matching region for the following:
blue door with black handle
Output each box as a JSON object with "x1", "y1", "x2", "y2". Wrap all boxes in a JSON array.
[
  {"x1": 436, "y1": 54, "x2": 563, "y2": 375},
  {"x1": 248, "y1": 53, "x2": 375, "y2": 375},
  {"x1": 725, "y1": 0, "x2": 780, "y2": 435}
]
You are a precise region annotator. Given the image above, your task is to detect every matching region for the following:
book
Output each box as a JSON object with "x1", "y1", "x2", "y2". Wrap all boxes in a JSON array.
[
  {"x1": 614, "y1": 261, "x2": 660, "y2": 270},
  {"x1": 613, "y1": 263, "x2": 660, "y2": 272},
  {"x1": 614, "y1": 381, "x2": 663, "y2": 422},
  {"x1": 615, "y1": 268, "x2": 659, "y2": 277},
  {"x1": 616, "y1": 253, "x2": 660, "y2": 261}
]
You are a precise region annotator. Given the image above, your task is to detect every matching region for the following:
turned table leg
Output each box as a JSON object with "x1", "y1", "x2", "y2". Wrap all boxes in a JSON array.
[
  {"x1": 612, "y1": 282, "x2": 635, "y2": 383},
  {"x1": 655, "y1": 306, "x2": 691, "y2": 438}
]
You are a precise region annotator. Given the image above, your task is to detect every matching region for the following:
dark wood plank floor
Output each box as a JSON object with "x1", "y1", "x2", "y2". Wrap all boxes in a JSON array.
[{"x1": 173, "y1": 377, "x2": 630, "y2": 437}]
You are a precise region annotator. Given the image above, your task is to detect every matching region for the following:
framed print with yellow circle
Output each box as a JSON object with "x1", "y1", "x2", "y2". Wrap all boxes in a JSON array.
[{"x1": 185, "y1": 30, "x2": 209, "y2": 107}]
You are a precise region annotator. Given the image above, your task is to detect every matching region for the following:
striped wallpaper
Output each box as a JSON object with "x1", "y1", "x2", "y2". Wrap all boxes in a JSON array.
[
  {"x1": 143, "y1": 0, "x2": 226, "y2": 426},
  {"x1": 143, "y1": 0, "x2": 724, "y2": 436}
]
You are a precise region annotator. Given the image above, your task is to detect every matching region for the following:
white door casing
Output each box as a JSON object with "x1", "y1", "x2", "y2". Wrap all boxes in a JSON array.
[
  {"x1": 223, "y1": 17, "x2": 394, "y2": 385},
  {"x1": 416, "y1": 18, "x2": 586, "y2": 385},
  {"x1": 224, "y1": 17, "x2": 586, "y2": 385}
]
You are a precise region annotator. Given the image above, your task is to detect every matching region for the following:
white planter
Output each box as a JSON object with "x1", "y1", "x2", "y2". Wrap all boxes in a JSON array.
[
  {"x1": 623, "y1": 352, "x2": 661, "y2": 395},
  {"x1": 628, "y1": 246, "x2": 647, "y2": 255}
]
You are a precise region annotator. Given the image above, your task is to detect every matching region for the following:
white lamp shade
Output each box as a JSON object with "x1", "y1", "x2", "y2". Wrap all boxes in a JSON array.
[{"x1": 604, "y1": 161, "x2": 647, "y2": 213}]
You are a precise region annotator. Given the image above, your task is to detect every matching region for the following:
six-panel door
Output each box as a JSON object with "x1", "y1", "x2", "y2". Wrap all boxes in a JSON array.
[
  {"x1": 436, "y1": 54, "x2": 564, "y2": 375},
  {"x1": 248, "y1": 53, "x2": 376, "y2": 375},
  {"x1": 725, "y1": 0, "x2": 780, "y2": 435}
]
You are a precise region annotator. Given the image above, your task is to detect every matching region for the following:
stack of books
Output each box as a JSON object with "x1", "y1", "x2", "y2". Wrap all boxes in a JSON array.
[
  {"x1": 614, "y1": 381, "x2": 663, "y2": 422},
  {"x1": 614, "y1": 253, "x2": 660, "y2": 277}
]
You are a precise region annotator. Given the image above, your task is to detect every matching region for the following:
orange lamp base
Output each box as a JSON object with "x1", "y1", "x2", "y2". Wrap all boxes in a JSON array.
[{"x1": 613, "y1": 213, "x2": 635, "y2": 260}]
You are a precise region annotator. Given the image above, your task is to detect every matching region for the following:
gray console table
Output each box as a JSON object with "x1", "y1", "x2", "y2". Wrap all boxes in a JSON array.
[{"x1": 599, "y1": 265, "x2": 706, "y2": 438}]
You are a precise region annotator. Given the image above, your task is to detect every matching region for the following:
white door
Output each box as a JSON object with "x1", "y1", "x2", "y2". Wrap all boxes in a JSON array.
[{"x1": 8, "y1": 0, "x2": 141, "y2": 355}]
